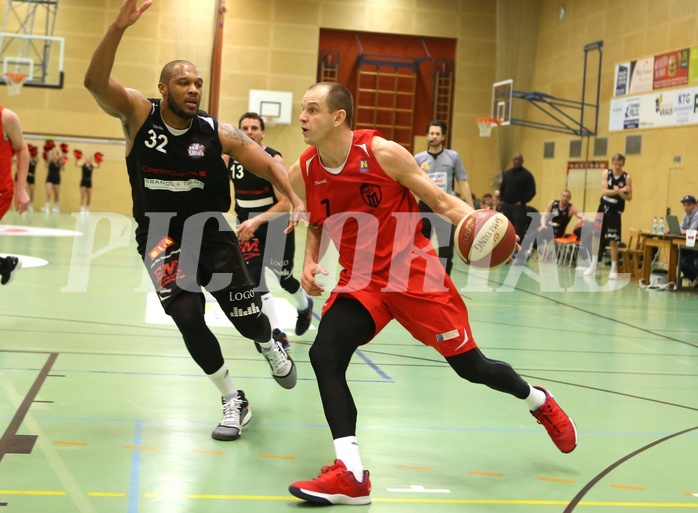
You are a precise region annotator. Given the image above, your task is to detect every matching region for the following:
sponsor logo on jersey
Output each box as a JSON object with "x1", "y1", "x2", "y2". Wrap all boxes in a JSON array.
[
  {"x1": 314, "y1": 179, "x2": 327, "y2": 185},
  {"x1": 359, "y1": 159, "x2": 369, "y2": 172},
  {"x1": 149, "y1": 236, "x2": 174, "y2": 260},
  {"x1": 420, "y1": 162, "x2": 430, "y2": 171},
  {"x1": 144, "y1": 178, "x2": 204, "y2": 192},
  {"x1": 187, "y1": 143, "x2": 205, "y2": 158},
  {"x1": 359, "y1": 183, "x2": 382, "y2": 208}
]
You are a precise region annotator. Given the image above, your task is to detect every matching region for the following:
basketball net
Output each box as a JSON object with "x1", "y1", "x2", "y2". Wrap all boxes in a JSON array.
[
  {"x1": 3, "y1": 72, "x2": 28, "y2": 96},
  {"x1": 476, "y1": 117, "x2": 501, "y2": 137},
  {"x1": 262, "y1": 114, "x2": 278, "y2": 127}
]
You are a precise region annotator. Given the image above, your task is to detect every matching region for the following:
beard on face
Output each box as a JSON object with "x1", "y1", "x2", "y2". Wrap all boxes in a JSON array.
[{"x1": 167, "y1": 94, "x2": 197, "y2": 120}]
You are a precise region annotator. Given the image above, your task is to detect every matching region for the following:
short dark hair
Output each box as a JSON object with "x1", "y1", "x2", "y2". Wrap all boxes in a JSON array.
[
  {"x1": 238, "y1": 112, "x2": 265, "y2": 130},
  {"x1": 426, "y1": 120, "x2": 447, "y2": 135},
  {"x1": 159, "y1": 60, "x2": 196, "y2": 83},
  {"x1": 311, "y1": 82, "x2": 354, "y2": 126}
]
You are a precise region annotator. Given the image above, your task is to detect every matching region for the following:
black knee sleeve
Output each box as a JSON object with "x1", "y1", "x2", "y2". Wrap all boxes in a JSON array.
[
  {"x1": 211, "y1": 286, "x2": 270, "y2": 342},
  {"x1": 279, "y1": 274, "x2": 301, "y2": 295},
  {"x1": 166, "y1": 292, "x2": 224, "y2": 374},
  {"x1": 446, "y1": 348, "x2": 530, "y2": 399}
]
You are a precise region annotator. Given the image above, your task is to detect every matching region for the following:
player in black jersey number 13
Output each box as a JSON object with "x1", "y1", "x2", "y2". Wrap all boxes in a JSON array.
[{"x1": 84, "y1": 0, "x2": 306, "y2": 442}]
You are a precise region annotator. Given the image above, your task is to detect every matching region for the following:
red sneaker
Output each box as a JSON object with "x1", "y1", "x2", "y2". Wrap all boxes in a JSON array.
[
  {"x1": 531, "y1": 386, "x2": 577, "y2": 453},
  {"x1": 289, "y1": 460, "x2": 371, "y2": 505}
]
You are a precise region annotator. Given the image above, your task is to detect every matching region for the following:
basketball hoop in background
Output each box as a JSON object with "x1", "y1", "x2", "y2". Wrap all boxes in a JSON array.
[
  {"x1": 262, "y1": 114, "x2": 278, "y2": 128},
  {"x1": 475, "y1": 117, "x2": 501, "y2": 138},
  {"x1": 3, "y1": 72, "x2": 28, "y2": 96}
]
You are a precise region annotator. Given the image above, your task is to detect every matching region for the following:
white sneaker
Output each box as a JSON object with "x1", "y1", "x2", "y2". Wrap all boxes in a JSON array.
[
  {"x1": 211, "y1": 390, "x2": 251, "y2": 441},
  {"x1": 261, "y1": 339, "x2": 297, "y2": 389},
  {"x1": 583, "y1": 265, "x2": 597, "y2": 276},
  {"x1": 608, "y1": 271, "x2": 618, "y2": 280}
]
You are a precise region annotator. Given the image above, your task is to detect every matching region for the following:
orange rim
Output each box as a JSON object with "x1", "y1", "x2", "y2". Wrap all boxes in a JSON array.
[{"x1": 476, "y1": 117, "x2": 501, "y2": 125}]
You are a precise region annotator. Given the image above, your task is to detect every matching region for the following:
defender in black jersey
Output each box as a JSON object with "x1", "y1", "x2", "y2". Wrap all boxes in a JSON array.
[
  {"x1": 228, "y1": 113, "x2": 314, "y2": 348},
  {"x1": 540, "y1": 190, "x2": 583, "y2": 239},
  {"x1": 584, "y1": 153, "x2": 632, "y2": 279},
  {"x1": 85, "y1": 0, "x2": 306, "y2": 442}
]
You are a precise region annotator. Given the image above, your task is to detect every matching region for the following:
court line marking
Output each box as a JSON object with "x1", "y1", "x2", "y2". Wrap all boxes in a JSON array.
[
  {"x1": 469, "y1": 470, "x2": 503, "y2": 477},
  {"x1": 539, "y1": 477, "x2": 574, "y2": 483},
  {"x1": 1, "y1": 490, "x2": 697, "y2": 507},
  {"x1": 612, "y1": 484, "x2": 647, "y2": 491},
  {"x1": 355, "y1": 349, "x2": 392, "y2": 380},
  {"x1": 564, "y1": 424, "x2": 698, "y2": 512},
  {"x1": 260, "y1": 454, "x2": 295, "y2": 459},
  {"x1": 127, "y1": 421, "x2": 143, "y2": 513}
]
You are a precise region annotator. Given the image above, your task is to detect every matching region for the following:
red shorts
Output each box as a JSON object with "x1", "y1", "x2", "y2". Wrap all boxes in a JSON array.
[
  {"x1": 322, "y1": 257, "x2": 477, "y2": 358},
  {"x1": 0, "y1": 186, "x2": 13, "y2": 220}
]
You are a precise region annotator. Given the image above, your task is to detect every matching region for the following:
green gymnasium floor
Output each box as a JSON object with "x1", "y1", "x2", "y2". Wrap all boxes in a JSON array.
[{"x1": 1, "y1": 211, "x2": 697, "y2": 513}]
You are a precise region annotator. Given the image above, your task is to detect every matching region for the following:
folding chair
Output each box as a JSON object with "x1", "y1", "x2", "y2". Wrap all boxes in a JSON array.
[{"x1": 554, "y1": 233, "x2": 580, "y2": 267}]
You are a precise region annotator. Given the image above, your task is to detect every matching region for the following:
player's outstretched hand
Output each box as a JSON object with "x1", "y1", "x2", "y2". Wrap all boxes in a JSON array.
[
  {"x1": 302, "y1": 262, "x2": 328, "y2": 296},
  {"x1": 285, "y1": 197, "x2": 307, "y2": 234},
  {"x1": 114, "y1": 0, "x2": 153, "y2": 31}
]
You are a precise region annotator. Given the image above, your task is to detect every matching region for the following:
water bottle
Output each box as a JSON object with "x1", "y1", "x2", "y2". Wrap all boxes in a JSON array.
[
  {"x1": 658, "y1": 217, "x2": 665, "y2": 235},
  {"x1": 652, "y1": 217, "x2": 658, "y2": 234}
]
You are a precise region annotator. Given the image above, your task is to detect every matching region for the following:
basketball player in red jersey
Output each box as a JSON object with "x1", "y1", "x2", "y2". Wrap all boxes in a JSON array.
[
  {"x1": 0, "y1": 105, "x2": 30, "y2": 285},
  {"x1": 287, "y1": 83, "x2": 577, "y2": 505}
]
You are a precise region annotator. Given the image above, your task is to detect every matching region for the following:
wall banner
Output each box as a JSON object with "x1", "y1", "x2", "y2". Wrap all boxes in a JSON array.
[{"x1": 609, "y1": 85, "x2": 698, "y2": 131}]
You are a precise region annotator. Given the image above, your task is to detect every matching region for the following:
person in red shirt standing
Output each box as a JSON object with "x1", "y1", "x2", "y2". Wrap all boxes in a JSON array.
[
  {"x1": 0, "y1": 105, "x2": 30, "y2": 285},
  {"x1": 286, "y1": 82, "x2": 577, "y2": 506}
]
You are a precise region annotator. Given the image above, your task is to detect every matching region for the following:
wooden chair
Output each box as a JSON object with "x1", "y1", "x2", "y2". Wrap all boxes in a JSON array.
[{"x1": 618, "y1": 228, "x2": 645, "y2": 278}]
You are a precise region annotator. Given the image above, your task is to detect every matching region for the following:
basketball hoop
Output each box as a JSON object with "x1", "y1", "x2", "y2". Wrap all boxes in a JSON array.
[
  {"x1": 3, "y1": 72, "x2": 28, "y2": 96},
  {"x1": 476, "y1": 117, "x2": 501, "y2": 138},
  {"x1": 262, "y1": 114, "x2": 278, "y2": 128}
]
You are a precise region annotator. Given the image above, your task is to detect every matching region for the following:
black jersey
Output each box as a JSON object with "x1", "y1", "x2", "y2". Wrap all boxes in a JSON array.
[
  {"x1": 549, "y1": 200, "x2": 572, "y2": 238},
  {"x1": 229, "y1": 146, "x2": 281, "y2": 222},
  {"x1": 126, "y1": 99, "x2": 231, "y2": 243},
  {"x1": 600, "y1": 169, "x2": 628, "y2": 213}
]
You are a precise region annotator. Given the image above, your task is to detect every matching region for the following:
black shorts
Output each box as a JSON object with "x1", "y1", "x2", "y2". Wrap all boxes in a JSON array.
[
  {"x1": 80, "y1": 179, "x2": 92, "y2": 188},
  {"x1": 46, "y1": 170, "x2": 61, "y2": 185},
  {"x1": 238, "y1": 214, "x2": 296, "y2": 289},
  {"x1": 140, "y1": 232, "x2": 254, "y2": 311},
  {"x1": 595, "y1": 204, "x2": 621, "y2": 242}
]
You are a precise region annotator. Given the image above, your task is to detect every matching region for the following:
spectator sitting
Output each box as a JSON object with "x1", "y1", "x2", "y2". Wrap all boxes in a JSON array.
[
  {"x1": 481, "y1": 192, "x2": 494, "y2": 210},
  {"x1": 678, "y1": 195, "x2": 698, "y2": 288}
]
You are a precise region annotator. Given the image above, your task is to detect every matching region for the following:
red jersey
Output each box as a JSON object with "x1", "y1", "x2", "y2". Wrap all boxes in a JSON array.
[
  {"x1": 300, "y1": 129, "x2": 441, "y2": 292},
  {"x1": 0, "y1": 106, "x2": 15, "y2": 191},
  {"x1": 300, "y1": 129, "x2": 475, "y2": 355}
]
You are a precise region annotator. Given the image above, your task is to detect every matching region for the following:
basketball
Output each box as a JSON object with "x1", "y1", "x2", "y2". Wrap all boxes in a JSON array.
[{"x1": 454, "y1": 210, "x2": 516, "y2": 269}]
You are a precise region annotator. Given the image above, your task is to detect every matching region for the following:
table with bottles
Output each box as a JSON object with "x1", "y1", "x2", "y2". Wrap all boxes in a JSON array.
[{"x1": 640, "y1": 228, "x2": 684, "y2": 284}]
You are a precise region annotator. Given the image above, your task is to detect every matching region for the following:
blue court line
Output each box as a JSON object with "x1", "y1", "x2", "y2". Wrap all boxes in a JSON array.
[
  {"x1": 128, "y1": 420, "x2": 143, "y2": 513},
  {"x1": 355, "y1": 349, "x2": 392, "y2": 380}
]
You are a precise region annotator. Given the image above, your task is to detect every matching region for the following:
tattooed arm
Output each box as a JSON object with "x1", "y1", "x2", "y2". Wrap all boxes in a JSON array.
[{"x1": 219, "y1": 122, "x2": 305, "y2": 228}]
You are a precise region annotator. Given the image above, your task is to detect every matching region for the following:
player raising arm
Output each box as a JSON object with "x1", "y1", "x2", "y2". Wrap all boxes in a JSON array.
[{"x1": 83, "y1": 0, "x2": 305, "y2": 443}]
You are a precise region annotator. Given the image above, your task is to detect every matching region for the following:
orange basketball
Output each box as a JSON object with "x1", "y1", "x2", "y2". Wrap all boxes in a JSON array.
[{"x1": 454, "y1": 210, "x2": 516, "y2": 269}]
